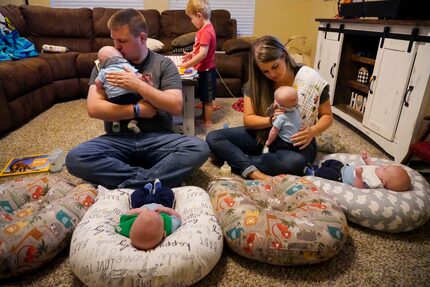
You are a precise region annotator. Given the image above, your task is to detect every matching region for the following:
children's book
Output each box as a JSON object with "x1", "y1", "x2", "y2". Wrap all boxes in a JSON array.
[{"x1": 0, "y1": 154, "x2": 50, "y2": 177}]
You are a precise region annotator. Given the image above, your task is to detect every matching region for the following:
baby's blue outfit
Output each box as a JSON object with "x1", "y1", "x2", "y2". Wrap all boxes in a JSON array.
[
  {"x1": 96, "y1": 56, "x2": 139, "y2": 101},
  {"x1": 272, "y1": 107, "x2": 301, "y2": 144}
]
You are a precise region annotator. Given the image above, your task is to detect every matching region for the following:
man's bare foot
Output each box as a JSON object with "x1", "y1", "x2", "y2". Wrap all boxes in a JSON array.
[{"x1": 249, "y1": 170, "x2": 272, "y2": 181}]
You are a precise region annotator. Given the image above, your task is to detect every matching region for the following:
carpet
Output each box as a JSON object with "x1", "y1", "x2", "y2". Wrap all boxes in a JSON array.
[{"x1": 1, "y1": 98, "x2": 429, "y2": 287}]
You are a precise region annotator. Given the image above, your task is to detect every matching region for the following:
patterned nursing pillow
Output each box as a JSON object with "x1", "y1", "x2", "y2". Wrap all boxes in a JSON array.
[
  {"x1": 305, "y1": 153, "x2": 430, "y2": 233},
  {"x1": 208, "y1": 175, "x2": 349, "y2": 265},
  {"x1": 69, "y1": 185, "x2": 223, "y2": 287},
  {"x1": 0, "y1": 176, "x2": 97, "y2": 278}
]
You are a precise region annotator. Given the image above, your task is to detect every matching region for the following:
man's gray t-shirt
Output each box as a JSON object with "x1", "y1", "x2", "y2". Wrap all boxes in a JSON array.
[{"x1": 89, "y1": 50, "x2": 182, "y2": 133}]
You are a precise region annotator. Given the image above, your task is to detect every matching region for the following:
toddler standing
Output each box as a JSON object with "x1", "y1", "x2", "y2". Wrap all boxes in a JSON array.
[{"x1": 181, "y1": 0, "x2": 217, "y2": 127}]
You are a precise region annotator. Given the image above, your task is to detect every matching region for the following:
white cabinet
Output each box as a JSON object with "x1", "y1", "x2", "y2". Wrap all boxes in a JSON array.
[
  {"x1": 363, "y1": 38, "x2": 417, "y2": 141},
  {"x1": 314, "y1": 31, "x2": 344, "y2": 104},
  {"x1": 315, "y1": 19, "x2": 430, "y2": 162}
]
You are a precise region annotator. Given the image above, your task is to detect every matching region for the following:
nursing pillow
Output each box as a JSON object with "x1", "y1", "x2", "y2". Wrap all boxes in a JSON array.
[
  {"x1": 0, "y1": 176, "x2": 97, "y2": 278},
  {"x1": 69, "y1": 185, "x2": 223, "y2": 287},
  {"x1": 208, "y1": 175, "x2": 349, "y2": 265},
  {"x1": 305, "y1": 153, "x2": 430, "y2": 233}
]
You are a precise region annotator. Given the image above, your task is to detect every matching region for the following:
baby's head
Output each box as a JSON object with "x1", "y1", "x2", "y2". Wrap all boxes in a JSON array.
[
  {"x1": 98, "y1": 46, "x2": 123, "y2": 64},
  {"x1": 274, "y1": 86, "x2": 298, "y2": 108},
  {"x1": 380, "y1": 165, "x2": 411, "y2": 192},
  {"x1": 129, "y1": 209, "x2": 165, "y2": 250}
]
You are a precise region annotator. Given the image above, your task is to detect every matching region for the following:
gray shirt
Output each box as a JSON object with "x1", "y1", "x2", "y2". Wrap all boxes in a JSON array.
[{"x1": 89, "y1": 50, "x2": 182, "y2": 133}]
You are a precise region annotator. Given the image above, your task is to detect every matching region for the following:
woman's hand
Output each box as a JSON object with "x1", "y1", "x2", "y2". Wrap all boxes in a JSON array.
[{"x1": 290, "y1": 125, "x2": 315, "y2": 149}]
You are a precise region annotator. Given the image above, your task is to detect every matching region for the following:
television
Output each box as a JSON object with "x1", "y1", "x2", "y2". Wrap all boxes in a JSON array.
[{"x1": 339, "y1": 0, "x2": 429, "y2": 20}]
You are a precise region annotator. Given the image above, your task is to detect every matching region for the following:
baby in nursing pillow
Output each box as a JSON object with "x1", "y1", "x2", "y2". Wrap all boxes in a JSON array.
[{"x1": 115, "y1": 180, "x2": 182, "y2": 250}]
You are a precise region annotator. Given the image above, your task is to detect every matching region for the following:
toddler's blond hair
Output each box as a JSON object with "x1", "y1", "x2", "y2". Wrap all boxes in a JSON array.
[{"x1": 186, "y1": 0, "x2": 211, "y2": 19}]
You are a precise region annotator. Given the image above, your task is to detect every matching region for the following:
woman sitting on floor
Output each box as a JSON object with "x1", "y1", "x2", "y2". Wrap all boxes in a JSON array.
[{"x1": 206, "y1": 35, "x2": 334, "y2": 180}]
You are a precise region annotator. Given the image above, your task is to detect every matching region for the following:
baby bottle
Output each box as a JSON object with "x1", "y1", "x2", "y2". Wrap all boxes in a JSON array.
[
  {"x1": 48, "y1": 148, "x2": 65, "y2": 173},
  {"x1": 220, "y1": 161, "x2": 232, "y2": 177}
]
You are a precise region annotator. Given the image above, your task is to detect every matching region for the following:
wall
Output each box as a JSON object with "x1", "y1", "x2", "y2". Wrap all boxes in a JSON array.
[
  {"x1": 2, "y1": 0, "x2": 337, "y2": 64},
  {"x1": 254, "y1": 0, "x2": 337, "y2": 64}
]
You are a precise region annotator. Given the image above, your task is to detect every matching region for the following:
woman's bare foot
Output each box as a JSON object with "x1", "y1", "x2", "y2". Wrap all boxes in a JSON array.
[{"x1": 249, "y1": 170, "x2": 272, "y2": 181}]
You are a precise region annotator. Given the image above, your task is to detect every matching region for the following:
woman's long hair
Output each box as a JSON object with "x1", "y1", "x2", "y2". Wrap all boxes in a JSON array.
[{"x1": 248, "y1": 35, "x2": 300, "y2": 144}]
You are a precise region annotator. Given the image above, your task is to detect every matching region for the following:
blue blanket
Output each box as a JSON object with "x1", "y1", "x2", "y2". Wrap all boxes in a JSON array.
[{"x1": 0, "y1": 12, "x2": 38, "y2": 61}]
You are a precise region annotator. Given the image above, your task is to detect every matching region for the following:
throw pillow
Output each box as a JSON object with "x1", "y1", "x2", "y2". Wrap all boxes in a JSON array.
[
  {"x1": 172, "y1": 32, "x2": 197, "y2": 48},
  {"x1": 147, "y1": 38, "x2": 164, "y2": 52}
]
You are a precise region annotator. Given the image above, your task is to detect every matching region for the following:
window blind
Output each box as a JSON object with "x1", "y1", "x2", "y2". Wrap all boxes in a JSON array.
[
  {"x1": 169, "y1": 0, "x2": 255, "y2": 36},
  {"x1": 51, "y1": 1, "x2": 144, "y2": 9}
]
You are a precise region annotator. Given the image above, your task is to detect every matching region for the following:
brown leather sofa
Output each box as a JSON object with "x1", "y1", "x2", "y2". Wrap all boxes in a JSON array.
[{"x1": 0, "y1": 5, "x2": 251, "y2": 135}]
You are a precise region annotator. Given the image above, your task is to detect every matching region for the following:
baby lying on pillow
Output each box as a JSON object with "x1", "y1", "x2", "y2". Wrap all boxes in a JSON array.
[
  {"x1": 115, "y1": 180, "x2": 181, "y2": 250},
  {"x1": 305, "y1": 151, "x2": 411, "y2": 192}
]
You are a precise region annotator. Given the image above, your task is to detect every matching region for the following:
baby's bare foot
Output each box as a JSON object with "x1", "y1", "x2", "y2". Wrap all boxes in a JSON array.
[{"x1": 360, "y1": 150, "x2": 368, "y2": 161}]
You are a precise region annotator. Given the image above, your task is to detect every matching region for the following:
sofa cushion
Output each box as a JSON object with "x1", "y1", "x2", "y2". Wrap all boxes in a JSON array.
[
  {"x1": 160, "y1": 10, "x2": 234, "y2": 52},
  {"x1": 211, "y1": 10, "x2": 234, "y2": 39},
  {"x1": 40, "y1": 52, "x2": 79, "y2": 80},
  {"x1": 216, "y1": 53, "x2": 242, "y2": 78},
  {"x1": 9, "y1": 85, "x2": 56, "y2": 128},
  {"x1": 20, "y1": 5, "x2": 93, "y2": 52},
  {"x1": 0, "y1": 57, "x2": 52, "y2": 102},
  {"x1": 160, "y1": 10, "x2": 196, "y2": 39},
  {"x1": 76, "y1": 52, "x2": 98, "y2": 78},
  {"x1": 172, "y1": 32, "x2": 196, "y2": 48}
]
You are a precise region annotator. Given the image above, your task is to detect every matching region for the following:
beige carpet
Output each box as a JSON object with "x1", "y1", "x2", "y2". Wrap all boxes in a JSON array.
[{"x1": 1, "y1": 98, "x2": 429, "y2": 287}]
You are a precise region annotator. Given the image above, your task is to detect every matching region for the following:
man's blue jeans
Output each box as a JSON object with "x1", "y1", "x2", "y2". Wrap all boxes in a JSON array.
[
  {"x1": 66, "y1": 131, "x2": 210, "y2": 188},
  {"x1": 206, "y1": 126, "x2": 317, "y2": 177}
]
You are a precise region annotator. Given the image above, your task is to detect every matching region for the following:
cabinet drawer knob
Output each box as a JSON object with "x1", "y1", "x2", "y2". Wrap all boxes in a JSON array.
[
  {"x1": 330, "y1": 63, "x2": 337, "y2": 78},
  {"x1": 403, "y1": 85, "x2": 414, "y2": 107},
  {"x1": 317, "y1": 60, "x2": 321, "y2": 70}
]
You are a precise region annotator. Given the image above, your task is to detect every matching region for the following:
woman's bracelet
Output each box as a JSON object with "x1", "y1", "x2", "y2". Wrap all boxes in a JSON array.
[
  {"x1": 269, "y1": 115, "x2": 274, "y2": 125},
  {"x1": 133, "y1": 103, "x2": 141, "y2": 118}
]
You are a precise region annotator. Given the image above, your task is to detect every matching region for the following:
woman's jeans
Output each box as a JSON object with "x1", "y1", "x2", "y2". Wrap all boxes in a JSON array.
[
  {"x1": 206, "y1": 126, "x2": 317, "y2": 177},
  {"x1": 66, "y1": 131, "x2": 210, "y2": 188}
]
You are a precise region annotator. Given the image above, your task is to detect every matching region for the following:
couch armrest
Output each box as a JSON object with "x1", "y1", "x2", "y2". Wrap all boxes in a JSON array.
[{"x1": 222, "y1": 39, "x2": 251, "y2": 55}]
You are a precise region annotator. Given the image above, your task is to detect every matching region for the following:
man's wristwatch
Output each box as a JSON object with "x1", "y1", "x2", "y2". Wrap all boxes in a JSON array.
[{"x1": 133, "y1": 103, "x2": 141, "y2": 118}]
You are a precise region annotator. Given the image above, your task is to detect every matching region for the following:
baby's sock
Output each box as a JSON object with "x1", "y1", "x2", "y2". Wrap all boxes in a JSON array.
[{"x1": 303, "y1": 166, "x2": 315, "y2": 176}]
